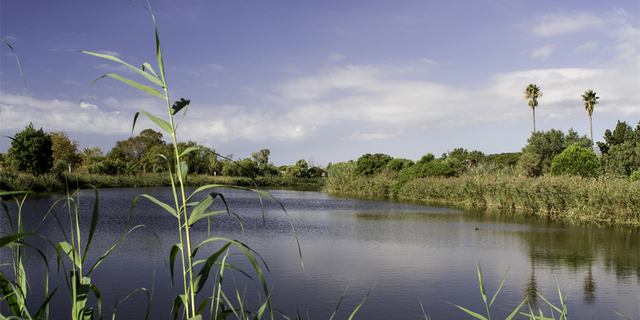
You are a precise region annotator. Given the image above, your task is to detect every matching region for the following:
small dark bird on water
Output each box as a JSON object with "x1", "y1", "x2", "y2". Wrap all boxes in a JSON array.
[{"x1": 475, "y1": 227, "x2": 479, "y2": 231}]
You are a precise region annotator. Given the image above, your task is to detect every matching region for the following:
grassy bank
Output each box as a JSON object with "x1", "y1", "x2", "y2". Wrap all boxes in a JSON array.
[
  {"x1": 0, "y1": 171, "x2": 323, "y2": 193},
  {"x1": 323, "y1": 170, "x2": 640, "y2": 227}
]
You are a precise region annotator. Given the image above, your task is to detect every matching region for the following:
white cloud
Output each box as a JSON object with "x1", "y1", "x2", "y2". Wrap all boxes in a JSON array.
[
  {"x1": 208, "y1": 64, "x2": 224, "y2": 70},
  {"x1": 533, "y1": 11, "x2": 605, "y2": 36},
  {"x1": 329, "y1": 53, "x2": 346, "y2": 61},
  {"x1": 342, "y1": 131, "x2": 403, "y2": 142},
  {"x1": 530, "y1": 44, "x2": 557, "y2": 60},
  {"x1": 0, "y1": 94, "x2": 165, "y2": 136},
  {"x1": 97, "y1": 50, "x2": 121, "y2": 57},
  {"x1": 94, "y1": 63, "x2": 132, "y2": 73},
  {"x1": 574, "y1": 41, "x2": 597, "y2": 52},
  {"x1": 419, "y1": 58, "x2": 439, "y2": 66}
]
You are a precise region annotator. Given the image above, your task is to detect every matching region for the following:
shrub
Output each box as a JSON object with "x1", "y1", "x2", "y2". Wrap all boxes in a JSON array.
[
  {"x1": 386, "y1": 158, "x2": 414, "y2": 172},
  {"x1": 87, "y1": 159, "x2": 128, "y2": 175},
  {"x1": 353, "y1": 153, "x2": 393, "y2": 176},
  {"x1": 393, "y1": 160, "x2": 457, "y2": 194},
  {"x1": 416, "y1": 153, "x2": 435, "y2": 165},
  {"x1": 551, "y1": 145, "x2": 601, "y2": 178},
  {"x1": 629, "y1": 168, "x2": 640, "y2": 182},
  {"x1": 51, "y1": 160, "x2": 69, "y2": 174}
]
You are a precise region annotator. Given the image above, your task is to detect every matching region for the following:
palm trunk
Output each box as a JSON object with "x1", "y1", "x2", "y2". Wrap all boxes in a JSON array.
[
  {"x1": 532, "y1": 107, "x2": 536, "y2": 133},
  {"x1": 589, "y1": 114, "x2": 593, "y2": 146}
]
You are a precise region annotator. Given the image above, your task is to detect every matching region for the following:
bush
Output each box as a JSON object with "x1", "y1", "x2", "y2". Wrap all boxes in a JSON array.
[
  {"x1": 551, "y1": 145, "x2": 601, "y2": 178},
  {"x1": 51, "y1": 160, "x2": 69, "y2": 174},
  {"x1": 386, "y1": 158, "x2": 414, "y2": 172},
  {"x1": 629, "y1": 168, "x2": 640, "y2": 182},
  {"x1": 393, "y1": 160, "x2": 457, "y2": 194},
  {"x1": 87, "y1": 159, "x2": 128, "y2": 175},
  {"x1": 352, "y1": 153, "x2": 393, "y2": 176},
  {"x1": 416, "y1": 153, "x2": 435, "y2": 165}
]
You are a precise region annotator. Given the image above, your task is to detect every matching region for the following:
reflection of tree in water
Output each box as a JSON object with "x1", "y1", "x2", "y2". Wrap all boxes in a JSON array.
[
  {"x1": 524, "y1": 267, "x2": 538, "y2": 308},
  {"x1": 583, "y1": 266, "x2": 596, "y2": 305}
]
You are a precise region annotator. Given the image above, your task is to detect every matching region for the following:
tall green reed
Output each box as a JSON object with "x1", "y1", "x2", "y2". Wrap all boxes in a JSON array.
[
  {"x1": 79, "y1": 4, "x2": 299, "y2": 319},
  {"x1": 0, "y1": 191, "x2": 55, "y2": 319}
]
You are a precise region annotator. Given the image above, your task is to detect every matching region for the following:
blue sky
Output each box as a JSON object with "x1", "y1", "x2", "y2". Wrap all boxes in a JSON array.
[{"x1": 1, "y1": 0, "x2": 638, "y2": 166}]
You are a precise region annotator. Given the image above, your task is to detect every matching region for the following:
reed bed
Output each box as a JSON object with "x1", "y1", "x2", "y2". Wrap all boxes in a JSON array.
[
  {"x1": 0, "y1": 171, "x2": 323, "y2": 192},
  {"x1": 399, "y1": 174, "x2": 640, "y2": 226}
]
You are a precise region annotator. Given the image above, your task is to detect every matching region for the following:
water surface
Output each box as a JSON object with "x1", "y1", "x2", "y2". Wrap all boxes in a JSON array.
[{"x1": 1, "y1": 187, "x2": 638, "y2": 319}]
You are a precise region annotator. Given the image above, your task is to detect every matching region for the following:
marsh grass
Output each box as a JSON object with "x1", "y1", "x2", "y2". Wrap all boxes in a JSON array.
[
  {"x1": 399, "y1": 174, "x2": 639, "y2": 226},
  {"x1": 324, "y1": 167, "x2": 640, "y2": 226},
  {"x1": 0, "y1": 171, "x2": 323, "y2": 193}
]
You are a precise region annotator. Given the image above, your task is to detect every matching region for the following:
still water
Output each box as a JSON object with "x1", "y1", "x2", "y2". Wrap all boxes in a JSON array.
[{"x1": 1, "y1": 187, "x2": 639, "y2": 319}]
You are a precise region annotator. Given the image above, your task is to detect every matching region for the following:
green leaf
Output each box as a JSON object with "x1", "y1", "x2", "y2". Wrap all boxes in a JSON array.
[
  {"x1": 179, "y1": 161, "x2": 188, "y2": 181},
  {"x1": 179, "y1": 146, "x2": 202, "y2": 158},
  {"x1": 0, "y1": 270, "x2": 23, "y2": 317},
  {"x1": 187, "y1": 193, "x2": 222, "y2": 226},
  {"x1": 139, "y1": 194, "x2": 177, "y2": 218},
  {"x1": 172, "y1": 98, "x2": 190, "y2": 115},
  {"x1": 193, "y1": 243, "x2": 231, "y2": 294},
  {"x1": 446, "y1": 302, "x2": 489, "y2": 320},
  {"x1": 82, "y1": 187, "x2": 100, "y2": 263},
  {"x1": 79, "y1": 50, "x2": 164, "y2": 87},
  {"x1": 169, "y1": 244, "x2": 182, "y2": 294},
  {"x1": 1, "y1": 232, "x2": 36, "y2": 247},
  {"x1": 133, "y1": 110, "x2": 173, "y2": 136},
  {"x1": 59, "y1": 242, "x2": 81, "y2": 268}
]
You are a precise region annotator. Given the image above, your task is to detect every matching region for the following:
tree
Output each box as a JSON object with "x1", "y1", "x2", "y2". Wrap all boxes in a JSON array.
[
  {"x1": 523, "y1": 84, "x2": 543, "y2": 132},
  {"x1": 597, "y1": 120, "x2": 640, "y2": 177},
  {"x1": 581, "y1": 90, "x2": 599, "y2": 144},
  {"x1": 80, "y1": 147, "x2": 104, "y2": 167},
  {"x1": 519, "y1": 128, "x2": 592, "y2": 176},
  {"x1": 251, "y1": 149, "x2": 270, "y2": 166},
  {"x1": 5, "y1": 123, "x2": 53, "y2": 175},
  {"x1": 50, "y1": 131, "x2": 80, "y2": 171},
  {"x1": 550, "y1": 145, "x2": 601, "y2": 177},
  {"x1": 353, "y1": 153, "x2": 393, "y2": 176}
]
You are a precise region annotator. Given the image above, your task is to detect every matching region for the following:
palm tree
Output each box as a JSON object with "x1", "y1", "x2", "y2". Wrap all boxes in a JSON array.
[
  {"x1": 581, "y1": 90, "x2": 599, "y2": 145},
  {"x1": 523, "y1": 83, "x2": 543, "y2": 132}
]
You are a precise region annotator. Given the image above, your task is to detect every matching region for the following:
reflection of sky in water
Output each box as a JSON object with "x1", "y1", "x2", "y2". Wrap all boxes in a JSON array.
[{"x1": 1, "y1": 188, "x2": 638, "y2": 319}]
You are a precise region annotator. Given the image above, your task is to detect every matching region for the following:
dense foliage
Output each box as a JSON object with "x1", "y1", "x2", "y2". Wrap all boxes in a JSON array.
[
  {"x1": 518, "y1": 128, "x2": 592, "y2": 177},
  {"x1": 597, "y1": 120, "x2": 640, "y2": 177},
  {"x1": 5, "y1": 123, "x2": 53, "y2": 175},
  {"x1": 550, "y1": 145, "x2": 601, "y2": 177},
  {"x1": 394, "y1": 158, "x2": 457, "y2": 194},
  {"x1": 353, "y1": 153, "x2": 393, "y2": 176}
]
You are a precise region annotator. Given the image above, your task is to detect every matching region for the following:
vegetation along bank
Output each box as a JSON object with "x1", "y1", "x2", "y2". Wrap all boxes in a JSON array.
[{"x1": 323, "y1": 120, "x2": 640, "y2": 227}]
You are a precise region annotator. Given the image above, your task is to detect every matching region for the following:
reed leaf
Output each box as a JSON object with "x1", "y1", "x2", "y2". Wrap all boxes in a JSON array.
[{"x1": 133, "y1": 110, "x2": 173, "y2": 136}]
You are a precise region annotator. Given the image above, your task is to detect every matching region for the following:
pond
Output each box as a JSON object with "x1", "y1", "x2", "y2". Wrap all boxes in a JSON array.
[{"x1": 1, "y1": 187, "x2": 639, "y2": 319}]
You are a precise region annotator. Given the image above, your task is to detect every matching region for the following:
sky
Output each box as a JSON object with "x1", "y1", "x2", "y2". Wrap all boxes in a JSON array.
[{"x1": 1, "y1": 0, "x2": 639, "y2": 166}]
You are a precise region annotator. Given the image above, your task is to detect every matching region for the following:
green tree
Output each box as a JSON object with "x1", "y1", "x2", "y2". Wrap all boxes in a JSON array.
[
  {"x1": 519, "y1": 128, "x2": 592, "y2": 176},
  {"x1": 79, "y1": 147, "x2": 104, "y2": 167},
  {"x1": 386, "y1": 158, "x2": 414, "y2": 172},
  {"x1": 393, "y1": 160, "x2": 457, "y2": 194},
  {"x1": 284, "y1": 159, "x2": 309, "y2": 178},
  {"x1": 523, "y1": 83, "x2": 543, "y2": 132},
  {"x1": 551, "y1": 145, "x2": 601, "y2": 177},
  {"x1": 50, "y1": 131, "x2": 80, "y2": 171},
  {"x1": 596, "y1": 121, "x2": 640, "y2": 177},
  {"x1": 353, "y1": 153, "x2": 393, "y2": 176},
  {"x1": 5, "y1": 123, "x2": 53, "y2": 175},
  {"x1": 251, "y1": 149, "x2": 270, "y2": 166},
  {"x1": 581, "y1": 90, "x2": 599, "y2": 144}
]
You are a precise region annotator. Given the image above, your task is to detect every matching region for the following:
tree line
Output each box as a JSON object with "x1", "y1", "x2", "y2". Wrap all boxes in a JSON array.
[
  {"x1": 0, "y1": 125, "x2": 326, "y2": 178},
  {"x1": 332, "y1": 119, "x2": 640, "y2": 193}
]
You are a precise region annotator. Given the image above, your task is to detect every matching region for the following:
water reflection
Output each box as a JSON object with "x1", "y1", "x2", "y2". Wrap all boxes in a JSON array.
[{"x1": 1, "y1": 188, "x2": 639, "y2": 319}]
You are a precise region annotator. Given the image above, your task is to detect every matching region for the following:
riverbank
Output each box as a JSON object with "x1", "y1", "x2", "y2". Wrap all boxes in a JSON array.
[
  {"x1": 322, "y1": 171, "x2": 640, "y2": 227},
  {"x1": 0, "y1": 171, "x2": 324, "y2": 193}
]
